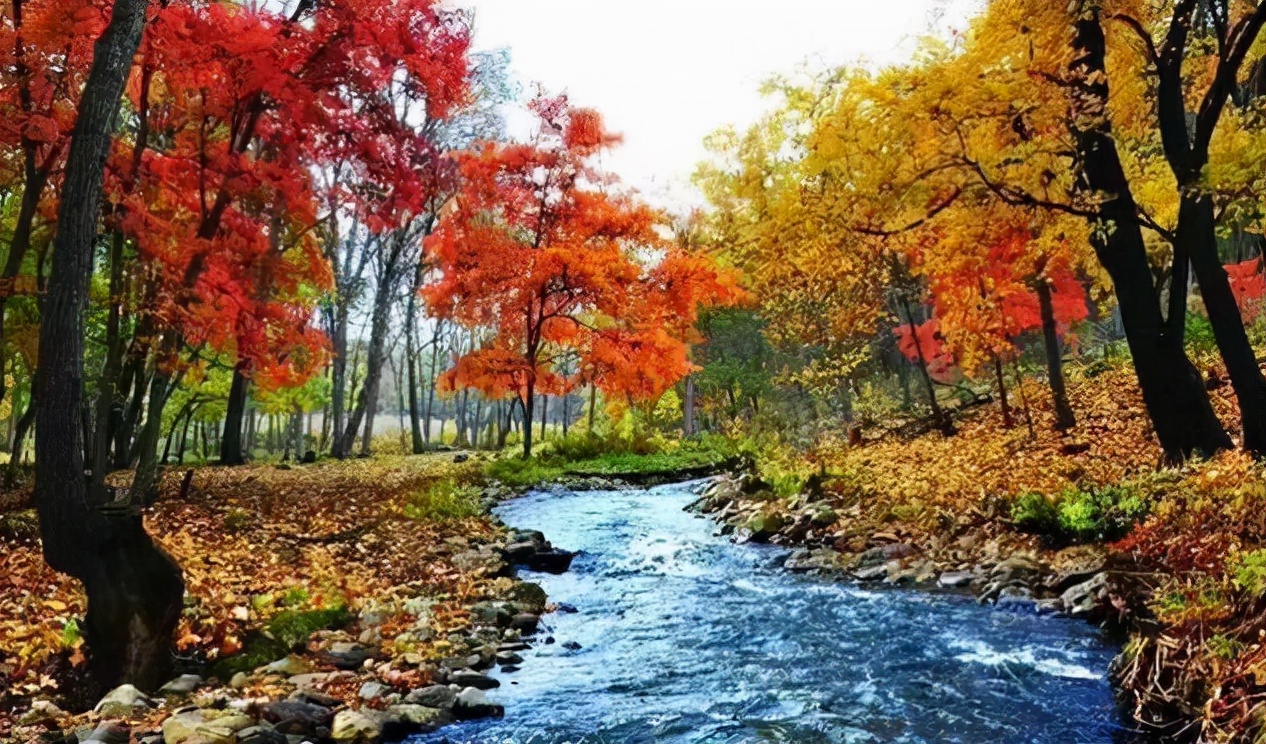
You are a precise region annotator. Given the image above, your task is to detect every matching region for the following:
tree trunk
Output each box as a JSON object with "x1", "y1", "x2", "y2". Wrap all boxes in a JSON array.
[
  {"x1": 899, "y1": 296, "x2": 951, "y2": 434},
  {"x1": 1183, "y1": 192, "x2": 1266, "y2": 454},
  {"x1": 219, "y1": 362, "x2": 249, "y2": 465},
  {"x1": 539, "y1": 393, "x2": 547, "y2": 443},
  {"x1": 329, "y1": 305, "x2": 349, "y2": 456},
  {"x1": 1035, "y1": 279, "x2": 1076, "y2": 430},
  {"x1": 683, "y1": 375, "x2": 696, "y2": 437},
  {"x1": 337, "y1": 295, "x2": 390, "y2": 458},
  {"x1": 5, "y1": 394, "x2": 35, "y2": 488},
  {"x1": 993, "y1": 355, "x2": 1013, "y2": 428},
  {"x1": 33, "y1": 0, "x2": 183, "y2": 693},
  {"x1": 1067, "y1": 5, "x2": 1230, "y2": 461},
  {"x1": 522, "y1": 384, "x2": 535, "y2": 458}
]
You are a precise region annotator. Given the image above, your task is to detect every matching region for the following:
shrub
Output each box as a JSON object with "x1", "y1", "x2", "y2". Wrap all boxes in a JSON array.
[{"x1": 1012, "y1": 484, "x2": 1150, "y2": 544}]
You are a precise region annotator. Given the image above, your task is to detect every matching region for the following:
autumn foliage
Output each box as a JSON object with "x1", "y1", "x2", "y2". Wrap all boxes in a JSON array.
[{"x1": 425, "y1": 95, "x2": 743, "y2": 455}]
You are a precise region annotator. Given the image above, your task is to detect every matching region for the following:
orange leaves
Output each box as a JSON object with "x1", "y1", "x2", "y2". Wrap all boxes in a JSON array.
[{"x1": 426, "y1": 93, "x2": 741, "y2": 416}]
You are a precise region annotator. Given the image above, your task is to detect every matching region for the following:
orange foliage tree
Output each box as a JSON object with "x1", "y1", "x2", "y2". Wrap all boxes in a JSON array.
[{"x1": 425, "y1": 95, "x2": 743, "y2": 456}]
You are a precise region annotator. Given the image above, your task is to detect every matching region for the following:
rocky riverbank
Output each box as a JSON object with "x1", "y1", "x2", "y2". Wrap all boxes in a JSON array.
[
  {"x1": 688, "y1": 471, "x2": 1152, "y2": 671},
  {"x1": 11, "y1": 527, "x2": 575, "y2": 744},
  {"x1": 0, "y1": 457, "x2": 581, "y2": 744}
]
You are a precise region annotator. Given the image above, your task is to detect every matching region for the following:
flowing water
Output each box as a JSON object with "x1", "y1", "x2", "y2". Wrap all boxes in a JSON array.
[{"x1": 416, "y1": 480, "x2": 1140, "y2": 744}]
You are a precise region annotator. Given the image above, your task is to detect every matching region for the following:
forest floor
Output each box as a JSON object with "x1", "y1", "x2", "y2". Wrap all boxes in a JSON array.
[
  {"x1": 705, "y1": 359, "x2": 1266, "y2": 743},
  {"x1": 0, "y1": 454, "x2": 548, "y2": 742}
]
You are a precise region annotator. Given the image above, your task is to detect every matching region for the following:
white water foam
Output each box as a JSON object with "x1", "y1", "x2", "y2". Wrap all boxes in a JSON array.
[{"x1": 949, "y1": 638, "x2": 1103, "y2": 681}]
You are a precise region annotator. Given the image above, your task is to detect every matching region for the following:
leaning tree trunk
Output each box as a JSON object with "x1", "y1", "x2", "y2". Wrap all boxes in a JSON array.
[
  {"x1": 1183, "y1": 192, "x2": 1266, "y2": 455},
  {"x1": 34, "y1": 0, "x2": 184, "y2": 693},
  {"x1": 220, "y1": 361, "x2": 249, "y2": 465},
  {"x1": 1034, "y1": 279, "x2": 1076, "y2": 430},
  {"x1": 1067, "y1": 4, "x2": 1230, "y2": 461}
]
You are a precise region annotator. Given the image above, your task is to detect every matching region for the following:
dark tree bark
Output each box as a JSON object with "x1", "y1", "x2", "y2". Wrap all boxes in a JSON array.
[
  {"x1": 1034, "y1": 279, "x2": 1076, "y2": 430},
  {"x1": 992, "y1": 355, "x2": 1014, "y2": 428},
  {"x1": 219, "y1": 362, "x2": 249, "y2": 465},
  {"x1": 34, "y1": 0, "x2": 184, "y2": 693},
  {"x1": 5, "y1": 393, "x2": 35, "y2": 488},
  {"x1": 1148, "y1": 2, "x2": 1266, "y2": 456},
  {"x1": 1067, "y1": 4, "x2": 1230, "y2": 461},
  {"x1": 899, "y1": 296, "x2": 952, "y2": 434}
]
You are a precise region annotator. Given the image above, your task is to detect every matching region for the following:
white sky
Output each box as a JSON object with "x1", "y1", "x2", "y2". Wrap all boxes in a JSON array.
[{"x1": 461, "y1": 0, "x2": 981, "y2": 211}]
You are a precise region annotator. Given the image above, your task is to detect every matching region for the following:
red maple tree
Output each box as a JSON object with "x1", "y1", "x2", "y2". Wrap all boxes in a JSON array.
[{"x1": 425, "y1": 95, "x2": 743, "y2": 456}]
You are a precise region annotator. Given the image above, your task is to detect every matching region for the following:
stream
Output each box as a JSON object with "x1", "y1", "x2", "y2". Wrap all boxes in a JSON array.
[{"x1": 416, "y1": 480, "x2": 1140, "y2": 743}]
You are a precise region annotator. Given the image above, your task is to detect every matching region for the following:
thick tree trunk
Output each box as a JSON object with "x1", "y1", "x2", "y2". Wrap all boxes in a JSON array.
[
  {"x1": 220, "y1": 362, "x2": 249, "y2": 465},
  {"x1": 1035, "y1": 280, "x2": 1076, "y2": 430},
  {"x1": 1068, "y1": 5, "x2": 1230, "y2": 461},
  {"x1": 1182, "y1": 193, "x2": 1266, "y2": 454},
  {"x1": 34, "y1": 0, "x2": 183, "y2": 692}
]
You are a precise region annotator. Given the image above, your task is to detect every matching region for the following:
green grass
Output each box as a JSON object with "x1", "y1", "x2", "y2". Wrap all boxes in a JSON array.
[
  {"x1": 404, "y1": 477, "x2": 483, "y2": 521},
  {"x1": 484, "y1": 446, "x2": 727, "y2": 490}
]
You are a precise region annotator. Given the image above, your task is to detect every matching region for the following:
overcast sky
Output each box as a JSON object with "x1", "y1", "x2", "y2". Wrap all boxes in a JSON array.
[{"x1": 459, "y1": 1, "x2": 981, "y2": 210}]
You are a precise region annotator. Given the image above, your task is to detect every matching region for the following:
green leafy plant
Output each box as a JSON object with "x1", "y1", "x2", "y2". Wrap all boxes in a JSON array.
[{"x1": 1012, "y1": 484, "x2": 1149, "y2": 544}]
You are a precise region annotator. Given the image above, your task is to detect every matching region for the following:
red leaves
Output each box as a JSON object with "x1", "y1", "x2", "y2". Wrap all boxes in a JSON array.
[
  {"x1": 894, "y1": 319, "x2": 957, "y2": 384},
  {"x1": 1226, "y1": 258, "x2": 1266, "y2": 320},
  {"x1": 426, "y1": 93, "x2": 741, "y2": 411}
]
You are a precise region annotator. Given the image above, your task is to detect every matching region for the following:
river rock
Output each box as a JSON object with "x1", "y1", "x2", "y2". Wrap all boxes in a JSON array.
[
  {"x1": 358, "y1": 681, "x2": 390, "y2": 701},
  {"x1": 994, "y1": 586, "x2": 1037, "y2": 612},
  {"x1": 331, "y1": 709, "x2": 383, "y2": 741},
  {"x1": 470, "y1": 600, "x2": 515, "y2": 627},
  {"x1": 263, "y1": 655, "x2": 312, "y2": 676},
  {"x1": 502, "y1": 541, "x2": 538, "y2": 563},
  {"x1": 742, "y1": 512, "x2": 787, "y2": 543},
  {"x1": 784, "y1": 547, "x2": 845, "y2": 573},
  {"x1": 405, "y1": 685, "x2": 458, "y2": 709},
  {"x1": 325, "y1": 641, "x2": 375, "y2": 670},
  {"x1": 852, "y1": 564, "x2": 888, "y2": 582},
  {"x1": 162, "y1": 709, "x2": 254, "y2": 744},
  {"x1": 989, "y1": 555, "x2": 1048, "y2": 584},
  {"x1": 497, "y1": 651, "x2": 524, "y2": 665},
  {"x1": 857, "y1": 542, "x2": 916, "y2": 567},
  {"x1": 94, "y1": 685, "x2": 152, "y2": 718},
  {"x1": 79, "y1": 721, "x2": 131, "y2": 744},
  {"x1": 937, "y1": 570, "x2": 976, "y2": 588},
  {"x1": 524, "y1": 548, "x2": 575, "y2": 574},
  {"x1": 453, "y1": 688, "x2": 504, "y2": 720},
  {"x1": 1061, "y1": 572, "x2": 1110, "y2": 619},
  {"x1": 508, "y1": 582, "x2": 548, "y2": 614},
  {"x1": 237, "y1": 724, "x2": 287, "y2": 744},
  {"x1": 18, "y1": 699, "x2": 64, "y2": 726},
  {"x1": 382, "y1": 704, "x2": 448, "y2": 737},
  {"x1": 158, "y1": 674, "x2": 202, "y2": 696},
  {"x1": 511, "y1": 612, "x2": 540, "y2": 634},
  {"x1": 262, "y1": 699, "x2": 334, "y2": 736},
  {"x1": 448, "y1": 669, "x2": 500, "y2": 690}
]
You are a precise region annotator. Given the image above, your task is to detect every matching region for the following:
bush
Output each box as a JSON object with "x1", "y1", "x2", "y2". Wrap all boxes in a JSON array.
[{"x1": 1012, "y1": 484, "x2": 1150, "y2": 544}]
